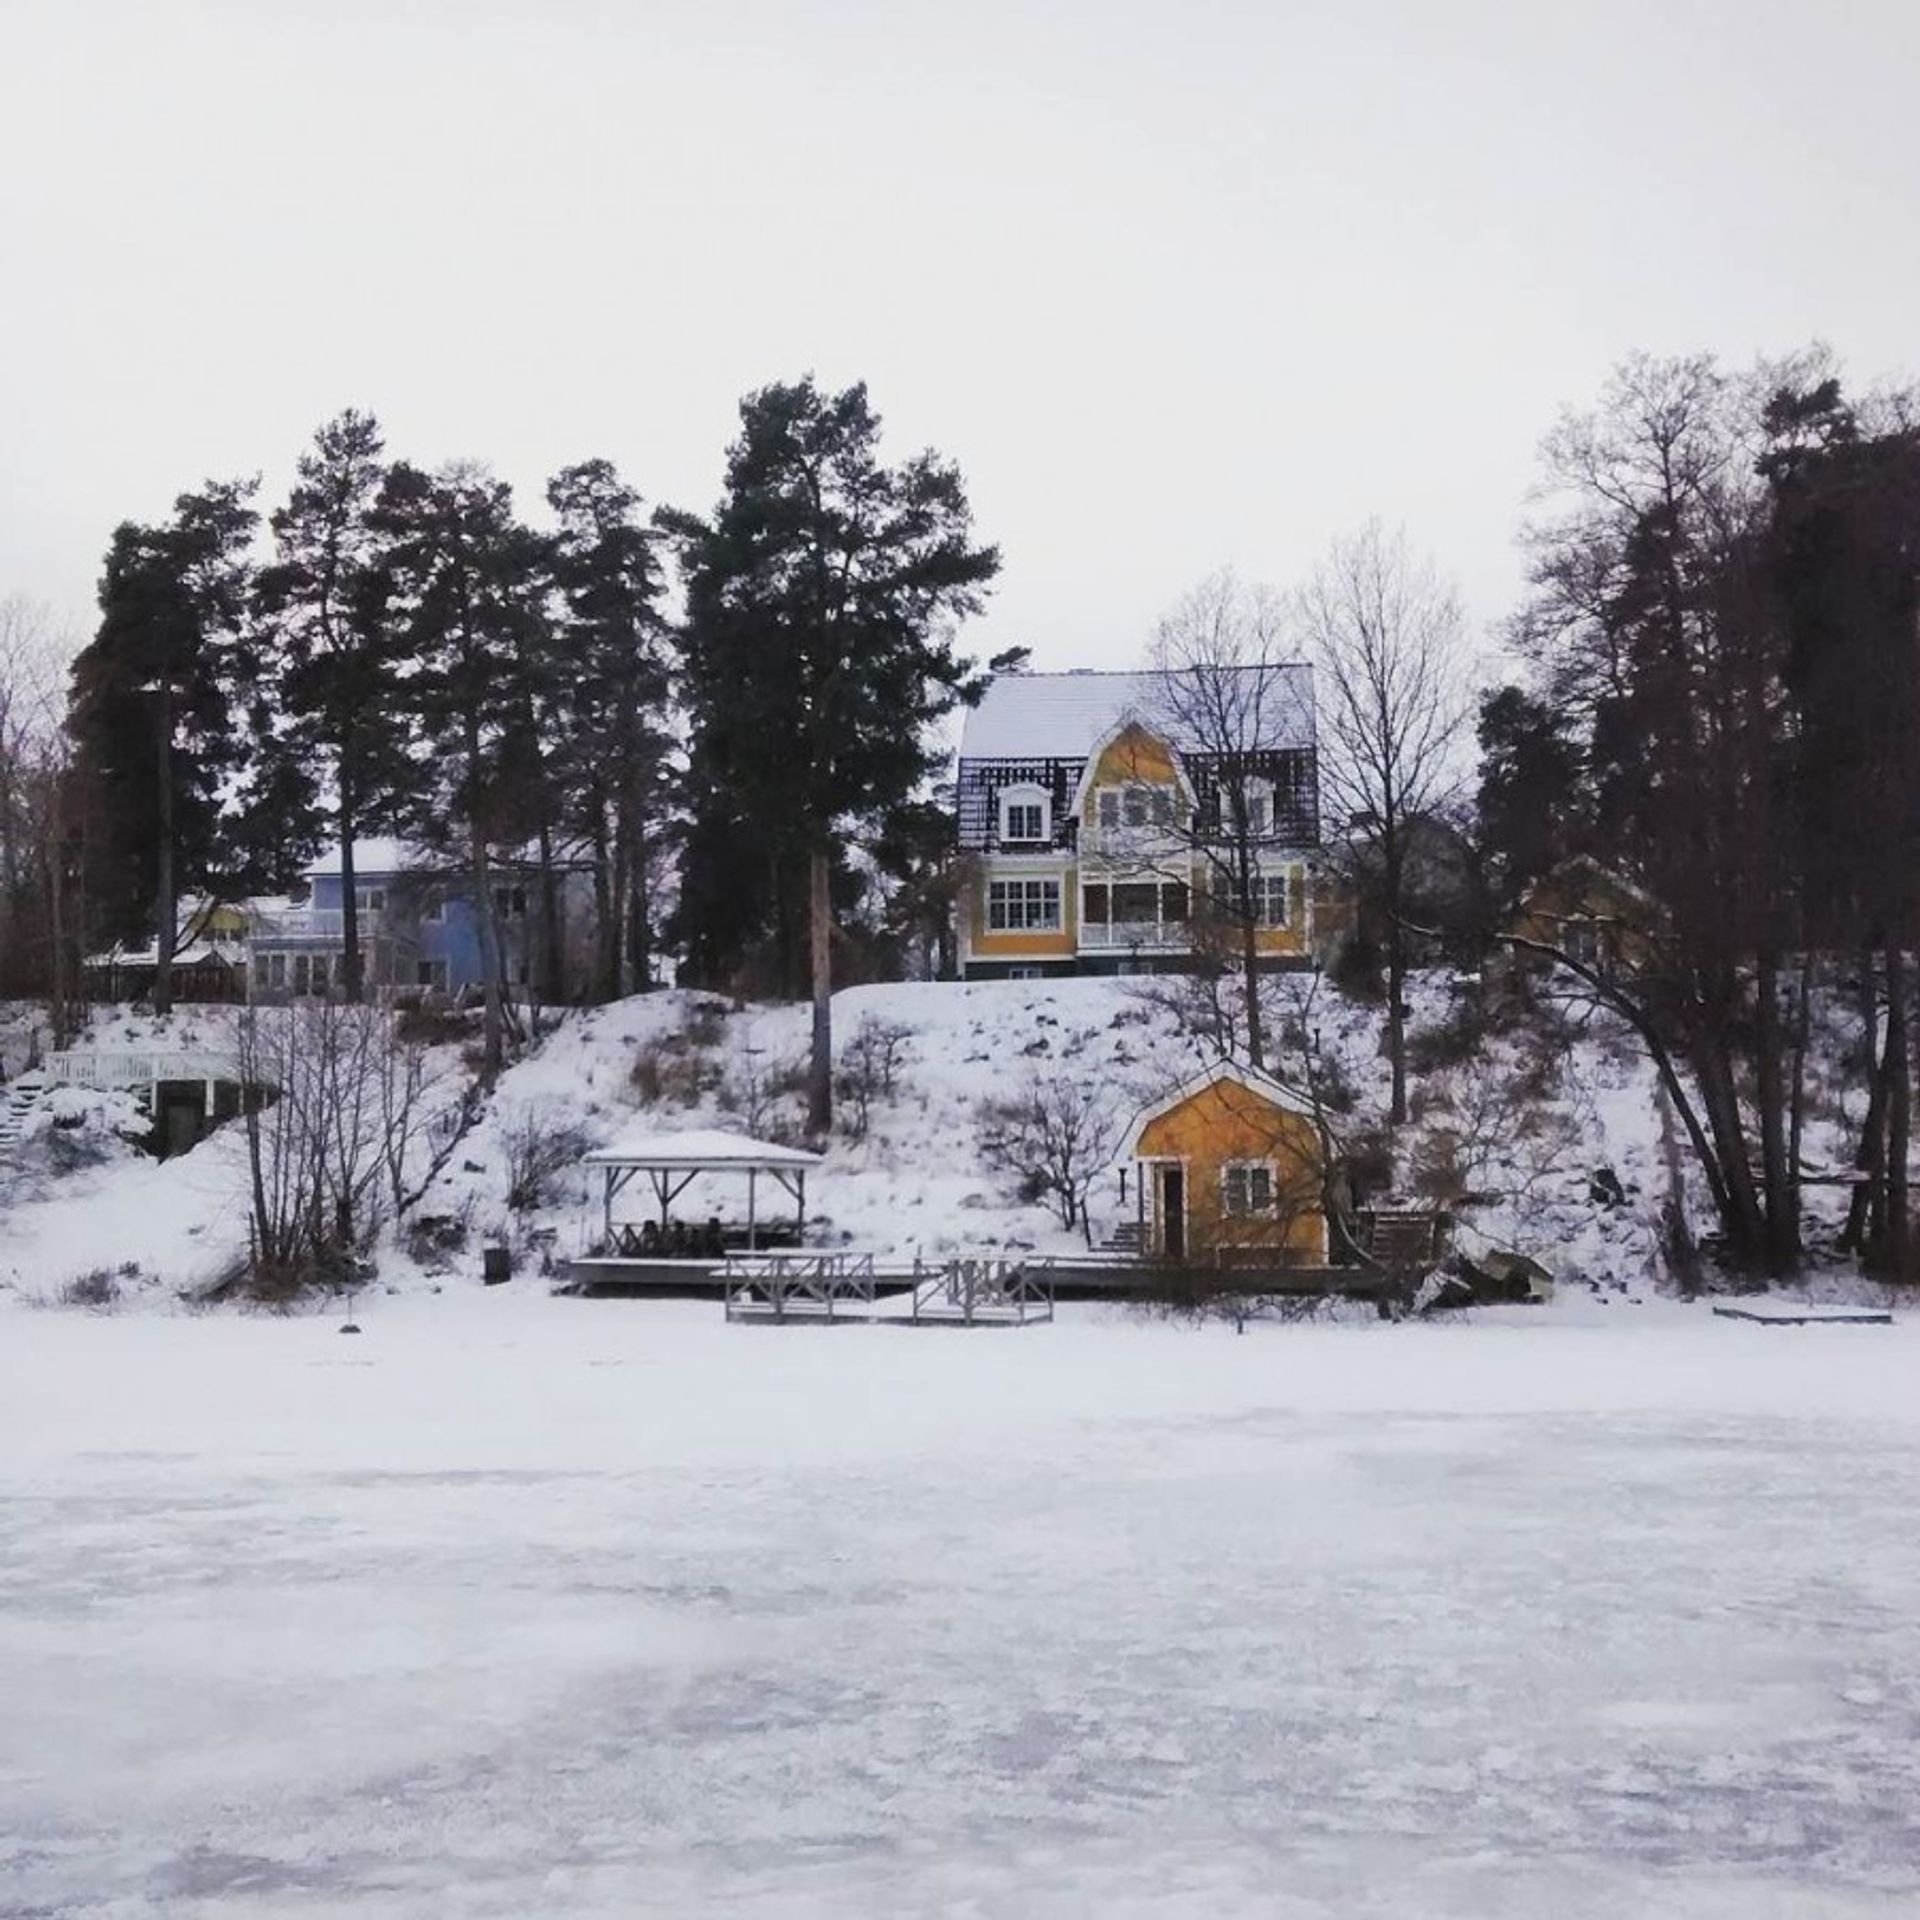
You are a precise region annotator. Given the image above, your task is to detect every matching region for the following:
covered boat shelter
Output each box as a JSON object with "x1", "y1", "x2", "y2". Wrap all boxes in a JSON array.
[{"x1": 582, "y1": 1128, "x2": 824, "y2": 1258}]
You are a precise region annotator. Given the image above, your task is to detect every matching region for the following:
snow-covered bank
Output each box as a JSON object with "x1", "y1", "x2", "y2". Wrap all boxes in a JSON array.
[
  {"x1": 3, "y1": 973, "x2": 1690, "y2": 1307},
  {"x1": 4, "y1": 1303, "x2": 1917, "y2": 1917}
]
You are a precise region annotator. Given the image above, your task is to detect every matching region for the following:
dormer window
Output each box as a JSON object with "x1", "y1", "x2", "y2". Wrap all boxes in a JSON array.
[
  {"x1": 1236, "y1": 778, "x2": 1274, "y2": 839},
  {"x1": 1101, "y1": 784, "x2": 1174, "y2": 830},
  {"x1": 998, "y1": 784, "x2": 1050, "y2": 845}
]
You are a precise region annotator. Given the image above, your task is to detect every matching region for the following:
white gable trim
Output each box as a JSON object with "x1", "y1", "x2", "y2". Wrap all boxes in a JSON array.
[
  {"x1": 1118, "y1": 1059, "x2": 1319, "y2": 1161},
  {"x1": 1068, "y1": 714, "x2": 1197, "y2": 817}
]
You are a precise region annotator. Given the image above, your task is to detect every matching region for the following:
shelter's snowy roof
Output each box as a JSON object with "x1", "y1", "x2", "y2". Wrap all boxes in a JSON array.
[
  {"x1": 584, "y1": 1128, "x2": 825, "y2": 1171},
  {"x1": 958, "y1": 666, "x2": 1315, "y2": 760}
]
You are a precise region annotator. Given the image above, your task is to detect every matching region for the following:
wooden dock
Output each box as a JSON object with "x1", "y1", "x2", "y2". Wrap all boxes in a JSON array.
[{"x1": 1712, "y1": 1302, "x2": 1893, "y2": 1327}]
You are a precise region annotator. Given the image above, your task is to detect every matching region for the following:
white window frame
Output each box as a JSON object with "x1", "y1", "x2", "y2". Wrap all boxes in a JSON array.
[
  {"x1": 422, "y1": 895, "x2": 446, "y2": 925},
  {"x1": 1222, "y1": 1160, "x2": 1277, "y2": 1217},
  {"x1": 998, "y1": 784, "x2": 1050, "y2": 846},
  {"x1": 987, "y1": 877, "x2": 1062, "y2": 932},
  {"x1": 1214, "y1": 870, "x2": 1290, "y2": 928},
  {"x1": 1238, "y1": 778, "x2": 1274, "y2": 839},
  {"x1": 1254, "y1": 872, "x2": 1289, "y2": 927}
]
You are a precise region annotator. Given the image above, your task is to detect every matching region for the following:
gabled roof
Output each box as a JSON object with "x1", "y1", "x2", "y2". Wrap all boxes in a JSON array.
[
  {"x1": 1118, "y1": 1058, "x2": 1319, "y2": 1160},
  {"x1": 1067, "y1": 713, "x2": 1197, "y2": 814},
  {"x1": 959, "y1": 666, "x2": 1315, "y2": 760}
]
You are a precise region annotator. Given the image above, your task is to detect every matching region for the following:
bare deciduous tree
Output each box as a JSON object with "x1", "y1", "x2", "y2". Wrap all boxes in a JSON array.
[
  {"x1": 975, "y1": 1067, "x2": 1123, "y2": 1240},
  {"x1": 1147, "y1": 571, "x2": 1313, "y2": 1073},
  {"x1": 236, "y1": 1002, "x2": 456, "y2": 1294},
  {"x1": 1299, "y1": 523, "x2": 1471, "y2": 1125}
]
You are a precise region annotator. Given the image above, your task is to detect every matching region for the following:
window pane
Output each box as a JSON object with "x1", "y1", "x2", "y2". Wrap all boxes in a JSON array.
[
  {"x1": 1113, "y1": 883, "x2": 1157, "y2": 922},
  {"x1": 1122, "y1": 787, "x2": 1149, "y2": 827},
  {"x1": 1161, "y1": 883, "x2": 1189, "y2": 923},
  {"x1": 1083, "y1": 884, "x2": 1109, "y2": 924},
  {"x1": 1098, "y1": 790, "x2": 1120, "y2": 828}
]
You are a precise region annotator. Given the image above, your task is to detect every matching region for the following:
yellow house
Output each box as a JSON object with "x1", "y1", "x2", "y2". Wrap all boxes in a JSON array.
[
  {"x1": 1120, "y1": 1061, "x2": 1327, "y2": 1266},
  {"x1": 1507, "y1": 856, "x2": 1661, "y2": 980},
  {"x1": 955, "y1": 669, "x2": 1325, "y2": 979}
]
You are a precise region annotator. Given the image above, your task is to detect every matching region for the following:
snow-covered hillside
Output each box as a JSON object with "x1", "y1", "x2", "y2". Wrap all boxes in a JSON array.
[{"x1": 0, "y1": 975, "x2": 1690, "y2": 1308}]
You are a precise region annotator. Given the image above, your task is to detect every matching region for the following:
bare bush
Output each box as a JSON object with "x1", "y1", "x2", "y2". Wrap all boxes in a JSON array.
[
  {"x1": 631, "y1": 1001, "x2": 727, "y2": 1108},
  {"x1": 500, "y1": 1100, "x2": 593, "y2": 1211},
  {"x1": 836, "y1": 1013, "x2": 914, "y2": 1141},
  {"x1": 60, "y1": 1267, "x2": 119, "y2": 1309},
  {"x1": 1404, "y1": 1043, "x2": 1583, "y2": 1210},
  {"x1": 236, "y1": 1003, "x2": 455, "y2": 1296},
  {"x1": 975, "y1": 1068, "x2": 1124, "y2": 1238},
  {"x1": 722, "y1": 1027, "x2": 808, "y2": 1140}
]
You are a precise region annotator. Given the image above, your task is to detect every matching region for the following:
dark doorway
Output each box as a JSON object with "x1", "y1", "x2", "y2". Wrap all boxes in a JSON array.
[{"x1": 1159, "y1": 1165, "x2": 1186, "y2": 1262}]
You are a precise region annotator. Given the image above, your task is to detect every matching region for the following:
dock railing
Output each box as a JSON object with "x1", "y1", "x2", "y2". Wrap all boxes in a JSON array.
[{"x1": 722, "y1": 1251, "x2": 880, "y2": 1322}]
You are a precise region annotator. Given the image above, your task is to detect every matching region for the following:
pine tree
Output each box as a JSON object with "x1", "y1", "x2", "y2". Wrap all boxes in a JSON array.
[
  {"x1": 68, "y1": 478, "x2": 260, "y2": 1013},
  {"x1": 376, "y1": 462, "x2": 551, "y2": 1079},
  {"x1": 546, "y1": 459, "x2": 672, "y2": 999},
  {"x1": 1474, "y1": 686, "x2": 1588, "y2": 912},
  {"x1": 255, "y1": 409, "x2": 412, "y2": 999},
  {"x1": 669, "y1": 377, "x2": 999, "y2": 1135}
]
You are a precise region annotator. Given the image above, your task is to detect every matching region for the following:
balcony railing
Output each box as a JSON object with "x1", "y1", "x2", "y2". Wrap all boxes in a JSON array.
[
  {"x1": 252, "y1": 908, "x2": 383, "y2": 941},
  {"x1": 1079, "y1": 921, "x2": 1193, "y2": 951},
  {"x1": 45, "y1": 1047, "x2": 238, "y2": 1089}
]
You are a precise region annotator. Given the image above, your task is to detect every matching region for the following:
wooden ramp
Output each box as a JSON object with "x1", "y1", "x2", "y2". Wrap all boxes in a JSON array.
[
  {"x1": 1713, "y1": 1302, "x2": 1893, "y2": 1327},
  {"x1": 720, "y1": 1254, "x2": 1055, "y2": 1327}
]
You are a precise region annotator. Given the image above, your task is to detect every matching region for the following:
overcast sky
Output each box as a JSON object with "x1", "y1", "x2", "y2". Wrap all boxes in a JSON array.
[{"x1": 4, "y1": 0, "x2": 1918, "y2": 671}]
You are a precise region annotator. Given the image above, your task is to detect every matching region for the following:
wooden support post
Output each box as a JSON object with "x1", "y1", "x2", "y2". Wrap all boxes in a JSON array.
[{"x1": 747, "y1": 1167, "x2": 757, "y2": 1252}]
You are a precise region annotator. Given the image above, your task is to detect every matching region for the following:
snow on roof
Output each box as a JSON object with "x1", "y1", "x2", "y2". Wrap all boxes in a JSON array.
[
  {"x1": 583, "y1": 1127, "x2": 825, "y2": 1171},
  {"x1": 304, "y1": 837, "x2": 598, "y2": 879},
  {"x1": 958, "y1": 666, "x2": 1315, "y2": 761},
  {"x1": 303, "y1": 839, "x2": 422, "y2": 879},
  {"x1": 1117, "y1": 1058, "x2": 1319, "y2": 1160}
]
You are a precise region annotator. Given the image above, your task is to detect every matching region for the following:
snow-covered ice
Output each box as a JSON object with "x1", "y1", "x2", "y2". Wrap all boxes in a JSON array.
[{"x1": 5, "y1": 1297, "x2": 1918, "y2": 1917}]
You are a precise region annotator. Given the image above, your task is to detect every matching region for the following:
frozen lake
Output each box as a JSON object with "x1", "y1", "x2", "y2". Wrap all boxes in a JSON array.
[{"x1": 5, "y1": 1298, "x2": 1918, "y2": 1917}]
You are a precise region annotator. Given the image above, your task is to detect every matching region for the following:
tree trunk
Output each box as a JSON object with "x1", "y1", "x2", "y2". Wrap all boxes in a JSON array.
[
  {"x1": 1384, "y1": 927, "x2": 1407, "y2": 1127},
  {"x1": 1843, "y1": 950, "x2": 1888, "y2": 1253},
  {"x1": 627, "y1": 792, "x2": 652, "y2": 992},
  {"x1": 340, "y1": 813, "x2": 360, "y2": 1004},
  {"x1": 469, "y1": 819, "x2": 504, "y2": 1085},
  {"x1": 339, "y1": 779, "x2": 361, "y2": 1003},
  {"x1": 591, "y1": 800, "x2": 618, "y2": 1002},
  {"x1": 153, "y1": 680, "x2": 174, "y2": 1018},
  {"x1": 1884, "y1": 939, "x2": 1910, "y2": 1279},
  {"x1": 537, "y1": 821, "x2": 564, "y2": 1003},
  {"x1": 45, "y1": 772, "x2": 70, "y2": 1050},
  {"x1": 807, "y1": 843, "x2": 832, "y2": 1140},
  {"x1": 1754, "y1": 945, "x2": 1797, "y2": 1274},
  {"x1": 1236, "y1": 848, "x2": 1265, "y2": 1071},
  {"x1": 1691, "y1": 1022, "x2": 1767, "y2": 1271},
  {"x1": 1785, "y1": 946, "x2": 1814, "y2": 1258}
]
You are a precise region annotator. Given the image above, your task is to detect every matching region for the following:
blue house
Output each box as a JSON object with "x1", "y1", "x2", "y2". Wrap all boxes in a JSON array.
[{"x1": 248, "y1": 841, "x2": 585, "y2": 1003}]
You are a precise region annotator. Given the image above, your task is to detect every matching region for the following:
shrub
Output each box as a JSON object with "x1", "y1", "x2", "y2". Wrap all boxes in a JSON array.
[
  {"x1": 631, "y1": 1002, "x2": 727, "y2": 1108},
  {"x1": 500, "y1": 1101, "x2": 593, "y2": 1211},
  {"x1": 974, "y1": 1069, "x2": 1122, "y2": 1236},
  {"x1": 60, "y1": 1268, "x2": 119, "y2": 1309}
]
